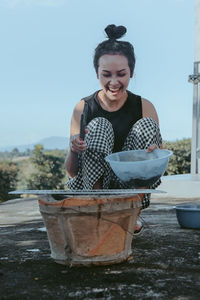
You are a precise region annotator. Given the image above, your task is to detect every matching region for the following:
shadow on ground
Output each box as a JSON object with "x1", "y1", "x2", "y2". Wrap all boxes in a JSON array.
[{"x1": 0, "y1": 205, "x2": 200, "y2": 299}]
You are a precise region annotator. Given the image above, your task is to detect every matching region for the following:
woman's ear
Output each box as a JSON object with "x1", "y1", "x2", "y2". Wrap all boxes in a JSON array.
[{"x1": 130, "y1": 71, "x2": 134, "y2": 78}]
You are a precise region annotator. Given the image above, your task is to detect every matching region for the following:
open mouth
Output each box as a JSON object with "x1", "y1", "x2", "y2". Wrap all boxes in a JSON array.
[{"x1": 107, "y1": 86, "x2": 123, "y2": 93}]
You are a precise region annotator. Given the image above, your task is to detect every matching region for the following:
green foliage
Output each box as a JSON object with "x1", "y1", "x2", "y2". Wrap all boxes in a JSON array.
[
  {"x1": 0, "y1": 162, "x2": 18, "y2": 202},
  {"x1": 16, "y1": 157, "x2": 35, "y2": 190},
  {"x1": 0, "y1": 138, "x2": 192, "y2": 197},
  {"x1": 26, "y1": 145, "x2": 66, "y2": 190},
  {"x1": 0, "y1": 148, "x2": 32, "y2": 161},
  {"x1": 44, "y1": 149, "x2": 68, "y2": 158},
  {"x1": 163, "y1": 138, "x2": 191, "y2": 175}
]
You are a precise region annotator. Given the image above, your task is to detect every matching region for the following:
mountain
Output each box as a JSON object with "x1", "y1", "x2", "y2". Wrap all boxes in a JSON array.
[
  {"x1": 0, "y1": 136, "x2": 69, "y2": 152},
  {"x1": 37, "y1": 136, "x2": 69, "y2": 150}
]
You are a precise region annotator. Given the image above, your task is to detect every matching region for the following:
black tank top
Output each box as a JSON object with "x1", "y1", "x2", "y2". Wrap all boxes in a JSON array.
[{"x1": 83, "y1": 90, "x2": 142, "y2": 152}]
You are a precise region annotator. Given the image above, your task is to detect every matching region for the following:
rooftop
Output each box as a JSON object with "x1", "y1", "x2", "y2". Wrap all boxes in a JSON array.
[{"x1": 0, "y1": 177, "x2": 200, "y2": 299}]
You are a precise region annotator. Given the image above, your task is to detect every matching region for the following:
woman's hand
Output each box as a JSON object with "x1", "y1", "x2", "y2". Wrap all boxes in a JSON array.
[
  {"x1": 146, "y1": 144, "x2": 163, "y2": 153},
  {"x1": 70, "y1": 129, "x2": 88, "y2": 154}
]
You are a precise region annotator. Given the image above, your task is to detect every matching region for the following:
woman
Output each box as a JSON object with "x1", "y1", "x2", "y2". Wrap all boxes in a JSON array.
[{"x1": 65, "y1": 24, "x2": 162, "y2": 212}]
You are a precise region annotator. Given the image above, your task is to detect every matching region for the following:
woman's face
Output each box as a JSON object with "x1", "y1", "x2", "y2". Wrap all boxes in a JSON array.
[{"x1": 97, "y1": 54, "x2": 131, "y2": 101}]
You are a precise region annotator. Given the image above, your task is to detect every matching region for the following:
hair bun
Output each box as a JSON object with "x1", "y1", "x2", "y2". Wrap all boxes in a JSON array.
[{"x1": 105, "y1": 24, "x2": 127, "y2": 40}]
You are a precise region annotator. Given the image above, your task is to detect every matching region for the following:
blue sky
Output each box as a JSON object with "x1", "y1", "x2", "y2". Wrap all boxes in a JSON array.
[{"x1": 0, "y1": 0, "x2": 195, "y2": 148}]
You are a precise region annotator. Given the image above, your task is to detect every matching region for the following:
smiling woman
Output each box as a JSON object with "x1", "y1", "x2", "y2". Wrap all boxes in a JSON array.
[
  {"x1": 65, "y1": 24, "x2": 162, "y2": 210},
  {"x1": 97, "y1": 54, "x2": 131, "y2": 110}
]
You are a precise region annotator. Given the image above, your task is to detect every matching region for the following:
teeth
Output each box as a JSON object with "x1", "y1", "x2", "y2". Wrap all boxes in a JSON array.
[{"x1": 109, "y1": 88, "x2": 120, "y2": 92}]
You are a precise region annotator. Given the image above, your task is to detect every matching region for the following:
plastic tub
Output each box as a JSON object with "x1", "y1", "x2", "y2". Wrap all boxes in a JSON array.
[
  {"x1": 105, "y1": 149, "x2": 172, "y2": 187},
  {"x1": 175, "y1": 204, "x2": 200, "y2": 229}
]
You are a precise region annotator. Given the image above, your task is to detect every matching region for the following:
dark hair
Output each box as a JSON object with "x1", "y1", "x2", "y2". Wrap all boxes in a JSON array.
[{"x1": 93, "y1": 24, "x2": 135, "y2": 77}]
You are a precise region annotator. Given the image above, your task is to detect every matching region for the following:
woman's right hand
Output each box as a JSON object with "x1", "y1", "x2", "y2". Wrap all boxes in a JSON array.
[{"x1": 70, "y1": 130, "x2": 88, "y2": 154}]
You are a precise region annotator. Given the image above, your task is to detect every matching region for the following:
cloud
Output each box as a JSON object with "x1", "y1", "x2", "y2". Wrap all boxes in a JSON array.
[{"x1": 0, "y1": 0, "x2": 65, "y2": 8}]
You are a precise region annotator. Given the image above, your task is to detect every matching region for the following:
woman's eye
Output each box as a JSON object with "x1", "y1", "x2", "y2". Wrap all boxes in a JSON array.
[
  {"x1": 102, "y1": 74, "x2": 111, "y2": 78},
  {"x1": 102, "y1": 73, "x2": 126, "y2": 78},
  {"x1": 118, "y1": 73, "x2": 126, "y2": 77}
]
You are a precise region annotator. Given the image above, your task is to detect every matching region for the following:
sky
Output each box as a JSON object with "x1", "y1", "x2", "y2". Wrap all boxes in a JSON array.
[{"x1": 0, "y1": 0, "x2": 195, "y2": 148}]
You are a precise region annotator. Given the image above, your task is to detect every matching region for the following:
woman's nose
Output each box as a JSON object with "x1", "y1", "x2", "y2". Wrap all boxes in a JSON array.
[{"x1": 109, "y1": 77, "x2": 118, "y2": 85}]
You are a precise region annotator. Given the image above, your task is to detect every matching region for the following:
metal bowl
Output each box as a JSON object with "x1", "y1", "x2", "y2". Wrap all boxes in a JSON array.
[
  {"x1": 105, "y1": 149, "x2": 172, "y2": 188},
  {"x1": 175, "y1": 204, "x2": 200, "y2": 229}
]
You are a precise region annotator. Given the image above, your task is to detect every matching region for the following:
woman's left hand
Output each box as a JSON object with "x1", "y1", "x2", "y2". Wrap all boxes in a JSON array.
[{"x1": 146, "y1": 144, "x2": 163, "y2": 152}]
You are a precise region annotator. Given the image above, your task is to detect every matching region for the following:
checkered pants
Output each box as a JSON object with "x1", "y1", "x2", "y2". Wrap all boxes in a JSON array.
[{"x1": 67, "y1": 117, "x2": 162, "y2": 209}]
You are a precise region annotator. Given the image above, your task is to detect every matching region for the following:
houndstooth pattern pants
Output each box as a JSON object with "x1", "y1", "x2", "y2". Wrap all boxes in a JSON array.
[{"x1": 67, "y1": 117, "x2": 162, "y2": 209}]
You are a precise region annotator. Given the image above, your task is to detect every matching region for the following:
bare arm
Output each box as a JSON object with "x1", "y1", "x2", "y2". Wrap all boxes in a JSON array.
[
  {"x1": 142, "y1": 98, "x2": 163, "y2": 151},
  {"x1": 142, "y1": 98, "x2": 159, "y2": 124},
  {"x1": 65, "y1": 100, "x2": 86, "y2": 178}
]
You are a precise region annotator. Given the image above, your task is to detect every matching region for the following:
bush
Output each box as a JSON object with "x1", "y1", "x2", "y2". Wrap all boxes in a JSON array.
[
  {"x1": 26, "y1": 145, "x2": 66, "y2": 190},
  {"x1": 0, "y1": 162, "x2": 18, "y2": 202},
  {"x1": 163, "y1": 138, "x2": 191, "y2": 175}
]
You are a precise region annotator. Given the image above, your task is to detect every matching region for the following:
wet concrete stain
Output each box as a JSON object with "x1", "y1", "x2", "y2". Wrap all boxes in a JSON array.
[{"x1": 0, "y1": 207, "x2": 200, "y2": 299}]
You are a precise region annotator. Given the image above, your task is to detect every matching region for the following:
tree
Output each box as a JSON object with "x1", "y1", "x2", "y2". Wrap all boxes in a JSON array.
[
  {"x1": 163, "y1": 138, "x2": 191, "y2": 175},
  {"x1": 23, "y1": 148, "x2": 32, "y2": 156},
  {"x1": 26, "y1": 145, "x2": 66, "y2": 190},
  {"x1": 11, "y1": 147, "x2": 20, "y2": 157},
  {"x1": 0, "y1": 162, "x2": 18, "y2": 202}
]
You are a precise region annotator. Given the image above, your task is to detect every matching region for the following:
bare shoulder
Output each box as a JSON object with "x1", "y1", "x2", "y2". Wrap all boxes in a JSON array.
[
  {"x1": 73, "y1": 99, "x2": 85, "y2": 116},
  {"x1": 70, "y1": 99, "x2": 85, "y2": 136},
  {"x1": 141, "y1": 98, "x2": 159, "y2": 124}
]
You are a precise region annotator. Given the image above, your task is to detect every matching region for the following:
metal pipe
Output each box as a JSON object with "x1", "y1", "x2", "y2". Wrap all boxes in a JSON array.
[
  {"x1": 195, "y1": 0, "x2": 200, "y2": 62},
  {"x1": 189, "y1": 0, "x2": 200, "y2": 174}
]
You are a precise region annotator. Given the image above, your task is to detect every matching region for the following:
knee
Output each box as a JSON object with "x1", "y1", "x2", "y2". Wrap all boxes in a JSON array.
[
  {"x1": 87, "y1": 117, "x2": 113, "y2": 132},
  {"x1": 87, "y1": 117, "x2": 114, "y2": 140},
  {"x1": 85, "y1": 117, "x2": 114, "y2": 152},
  {"x1": 135, "y1": 117, "x2": 159, "y2": 131},
  {"x1": 127, "y1": 117, "x2": 162, "y2": 149},
  {"x1": 133, "y1": 117, "x2": 161, "y2": 138}
]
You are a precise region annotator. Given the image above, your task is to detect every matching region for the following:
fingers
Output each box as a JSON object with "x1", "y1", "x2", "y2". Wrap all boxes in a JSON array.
[
  {"x1": 70, "y1": 134, "x2": 87, "y2": 153},
  {"x1": 146, "y1": 144, "x2": 159, "y2": 153}
]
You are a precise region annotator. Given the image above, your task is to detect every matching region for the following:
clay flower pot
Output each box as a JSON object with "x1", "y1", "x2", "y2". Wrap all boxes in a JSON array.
[{"x1": 38, "y1": 194, "x2": 142, "y2": 266}]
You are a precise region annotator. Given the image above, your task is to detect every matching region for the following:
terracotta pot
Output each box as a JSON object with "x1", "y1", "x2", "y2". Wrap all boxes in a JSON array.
[{"x1": 38, "y1": 194, "x2": 142, "y2": 266}]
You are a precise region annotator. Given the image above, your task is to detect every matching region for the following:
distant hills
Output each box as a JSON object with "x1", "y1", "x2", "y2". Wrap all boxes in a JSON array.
[{"x1": 0, "y1": 136, "x2": 69, "y2": 152}]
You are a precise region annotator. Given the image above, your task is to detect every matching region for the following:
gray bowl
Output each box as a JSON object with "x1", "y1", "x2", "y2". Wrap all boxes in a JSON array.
[
  {"x1": 105, "y1": 149, "x2": 172, "y2": 188},
  {"x1": 175, "y1": 204, "x2": 200, "y2": 229}
]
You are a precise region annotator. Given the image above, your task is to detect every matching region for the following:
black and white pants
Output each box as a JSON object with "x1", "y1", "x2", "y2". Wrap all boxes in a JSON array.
[{"x1": 67, "y1": 117, "x2": 162, "y2": 209}]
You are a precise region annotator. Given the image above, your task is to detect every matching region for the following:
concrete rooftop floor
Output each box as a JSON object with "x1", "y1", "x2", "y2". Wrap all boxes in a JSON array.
[{"x1": 0, "y1": 177, "x2": 200, "y2": 299}]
